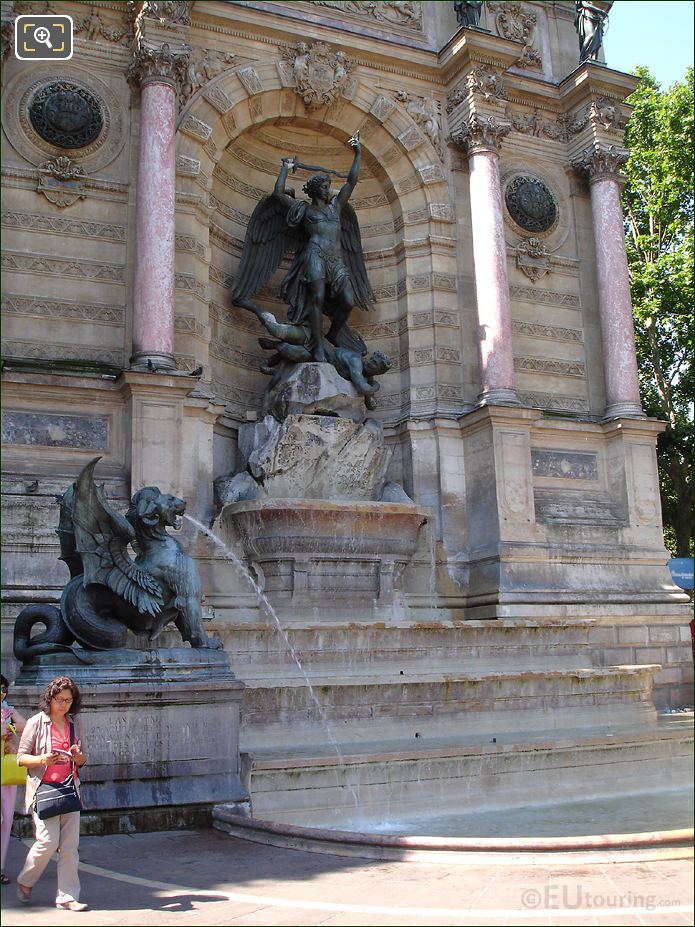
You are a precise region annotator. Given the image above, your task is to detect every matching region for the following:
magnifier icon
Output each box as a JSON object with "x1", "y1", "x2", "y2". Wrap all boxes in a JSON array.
[{"x1": 34, "y1": 25, "x2": 53, "y2": 49}]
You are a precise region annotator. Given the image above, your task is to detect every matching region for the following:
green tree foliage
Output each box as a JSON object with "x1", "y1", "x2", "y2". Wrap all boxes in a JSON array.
[{"x1": 622, "y1": 66, "x2": 694, "y2": 556}]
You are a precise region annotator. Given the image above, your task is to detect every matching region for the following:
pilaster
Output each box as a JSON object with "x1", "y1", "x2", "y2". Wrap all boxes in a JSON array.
[{"x1": 117, "y1": 371, "x2": 224, "y2": 523}]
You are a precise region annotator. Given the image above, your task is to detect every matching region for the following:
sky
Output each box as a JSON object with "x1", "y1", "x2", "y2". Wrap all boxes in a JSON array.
[{"x1": 602, "y1": 0, "x2": 694, "y2": 88}]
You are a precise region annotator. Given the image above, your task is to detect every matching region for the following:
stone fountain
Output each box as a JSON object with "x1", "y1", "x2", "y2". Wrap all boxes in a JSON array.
[{"x1": 214, "y1": 365, "x2": 427, "y2": 621}]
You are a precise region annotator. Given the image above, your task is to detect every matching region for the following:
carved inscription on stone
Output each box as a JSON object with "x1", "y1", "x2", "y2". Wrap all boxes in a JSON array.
[
  {"x1": 2, "y1": 412, "x2": 108, "y2": 449},
  {"x1": 534, "y1": 491, "x2": 625, "y2": 525},
  {"x1": 514, "y1": 356, "x2": 586, "y2": 378},
  {"x1": 532, "y1": 450, "x2": 598, "y2": 480}
]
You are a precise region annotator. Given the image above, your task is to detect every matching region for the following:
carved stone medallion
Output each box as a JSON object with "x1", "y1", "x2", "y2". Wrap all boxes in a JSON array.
[
  {"x1": 29, "y1": 82, "x2": 103, "y2": 149},
  {"x1": 2, "y1": 66, "x2": 126, "y2": 171},
  {"x1": 505, "y1": 176, "x2": 557, "y2": 233}
]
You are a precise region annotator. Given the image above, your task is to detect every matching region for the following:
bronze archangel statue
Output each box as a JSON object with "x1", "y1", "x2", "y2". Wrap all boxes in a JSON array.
[{"x1": 232, "y1": 133, "x2": 391, "y2": 407}]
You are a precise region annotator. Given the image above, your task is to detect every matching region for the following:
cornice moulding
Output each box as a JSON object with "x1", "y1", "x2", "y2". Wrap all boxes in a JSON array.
[
  {"x1": 439, "y1": 28, "x2": 523, "y2": 83},
  {"x1": 188, "y1": 2, "x2": 444, "y2": 83},
  {"x1": 559, "y1": 63, "x2": 640, "y2": 108}
]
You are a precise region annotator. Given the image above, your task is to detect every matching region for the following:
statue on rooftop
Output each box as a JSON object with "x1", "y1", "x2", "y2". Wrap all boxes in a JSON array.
[
  {"x1": 575, "y1": 0, "x2": 610, "y2": 64},
  {"x1": 454, "y1": 1, "x2": 483, "y2": 29}
]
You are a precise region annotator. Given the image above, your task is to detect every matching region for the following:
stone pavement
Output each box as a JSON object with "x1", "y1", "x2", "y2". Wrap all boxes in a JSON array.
[{"x1": 0, "y1": 828, "x2": 692, "y2": 927}]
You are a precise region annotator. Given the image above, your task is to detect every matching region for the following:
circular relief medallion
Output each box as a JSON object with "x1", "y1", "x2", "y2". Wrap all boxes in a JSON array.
[
  {"x1": 28, "y1": 82, "x2": 103, "y2": 149},
  {"x1": 505, "y1": 176, "x2": 558, "y2": 234}
]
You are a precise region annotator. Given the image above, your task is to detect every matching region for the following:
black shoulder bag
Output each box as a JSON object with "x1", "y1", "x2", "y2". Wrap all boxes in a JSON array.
[{"x1": 33, "y1": 721, "x2": 83, "y2": 820}]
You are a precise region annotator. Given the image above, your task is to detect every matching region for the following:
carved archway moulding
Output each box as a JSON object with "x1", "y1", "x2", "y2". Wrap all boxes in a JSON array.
[
  {"x1": 1, "y1": 64, "x2": 126, "y2": 171},
  {"x1": 175, "y1": 59, "x2": 448, "y2": 217}
]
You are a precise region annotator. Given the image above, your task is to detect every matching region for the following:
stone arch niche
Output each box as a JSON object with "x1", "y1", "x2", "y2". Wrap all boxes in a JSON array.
[{"x1": 174, "y1": 58, "x2": 462, "y2": 492}]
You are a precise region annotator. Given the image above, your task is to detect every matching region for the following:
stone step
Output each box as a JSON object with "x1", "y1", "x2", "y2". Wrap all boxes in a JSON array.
[
  {"x1": 237, "y1": 656, "x2": 603, "y2": 682},
  {"x1": 240, "y1": 664, "x2": 660, "y2": 748},
  {"x1": 243, "y1": 717, "x2": 694, "y2": 826},
  {"x1": 217, "y1": 619, "x2": 602, "y2": 669}
]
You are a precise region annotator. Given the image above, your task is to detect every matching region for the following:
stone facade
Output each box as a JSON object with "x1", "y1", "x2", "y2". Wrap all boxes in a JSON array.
[{"x1": 1, "y1": 0, "x2": 691, "y2": 717}]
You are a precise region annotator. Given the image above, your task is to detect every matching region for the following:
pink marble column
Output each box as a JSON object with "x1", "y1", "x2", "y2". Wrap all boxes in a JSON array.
[
  {"x1": 573, "y1": 143, "x2": 644, "y2": 418},
  {"x1": 128, "y1": 44, "x2": 189, "y2": 371},
  {"x1": 454, "y1": 114, "x2": 518, "y2": 405}
]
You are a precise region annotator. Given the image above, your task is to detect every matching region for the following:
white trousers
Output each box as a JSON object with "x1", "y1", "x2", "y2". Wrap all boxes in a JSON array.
[{"x1": 17, "y1": 809, "x2": 81, "y2": 903}]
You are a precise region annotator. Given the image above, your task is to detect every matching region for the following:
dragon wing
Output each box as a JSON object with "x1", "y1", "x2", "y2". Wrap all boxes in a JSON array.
[
  {"x1": 232, "y1": 194, "x2": 301, "y2": 301},
  {"x1": 70, "y1": 457, "x2": 164, "y2": 616},
  {"x1": 340, "y1": 202, "x2": 375, "y2": 312}
]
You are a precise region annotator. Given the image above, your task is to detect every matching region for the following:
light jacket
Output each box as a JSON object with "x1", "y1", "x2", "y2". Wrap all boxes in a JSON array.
[{"x1": 16, "y1": 711, "x2": 84, "y2": 814}]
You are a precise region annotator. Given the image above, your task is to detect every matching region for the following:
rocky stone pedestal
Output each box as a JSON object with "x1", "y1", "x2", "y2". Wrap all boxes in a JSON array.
[{"x1": 13, "y1": 649, "x2": 249, "y2": 829}]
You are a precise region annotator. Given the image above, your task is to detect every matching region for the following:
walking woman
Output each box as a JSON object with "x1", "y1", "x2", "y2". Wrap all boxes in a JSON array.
[
  {"x1": 1, "y1": 674, "x2": 27, "y2": 884},
  {"x1": 16, "y1": 676, "x2": 88, "y2": 911}
]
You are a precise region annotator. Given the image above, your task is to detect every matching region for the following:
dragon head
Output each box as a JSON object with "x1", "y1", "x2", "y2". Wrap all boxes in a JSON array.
[{"x1": 126, "y1": 486, "x2": 186, "y2": 533}]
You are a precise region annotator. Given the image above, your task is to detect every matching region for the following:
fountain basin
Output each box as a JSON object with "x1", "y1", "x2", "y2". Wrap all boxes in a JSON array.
[
  {"x1": 212, "y1": 803, "x2": 694, "y2": 866},
  {"x1": 215, "y1": 499, "x2": 427, "y2": 612}
]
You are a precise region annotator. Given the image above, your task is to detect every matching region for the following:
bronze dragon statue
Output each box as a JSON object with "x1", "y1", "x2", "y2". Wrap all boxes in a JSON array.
[{"x1": 14, "y1": 457, "x2": 221, "y2": 663}]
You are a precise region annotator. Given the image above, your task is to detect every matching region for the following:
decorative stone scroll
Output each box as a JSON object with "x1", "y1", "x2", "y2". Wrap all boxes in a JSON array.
[
  {"x1": 73, "y1": 5, "x2": 131, "y2": 45},
  {"x1": 488, "y1": 2, "x2": 542, "y2": 70},
  {"x1": 571, "y1": 142, "x2": 629, "y2": 182},
  {"x1": 567, "y1": 97, "x2": 628, "y2": 137},
  {"x1": 507, "y1": 106, "x2": 566, "y2": 141},
  {"x1": 467, "y1": 66, "x2": 507, "y2": 101},
  {"x1": 179, "y1": 47, "x2": 236, "y2": 106},
  {"x1": 395, "y1": 91, "x2": 442, "y2": 157},
  {"x1": 280, "y1": 41, "x2": 354, "y2": 111},
  {"x1": 446, "y1": 67, "x2": 506, "y2": 114},
  {"x1": 450, "y1": 113, "x2": 511, "y2": 155},
  {"x1": 142, "y1": 0, "x2": 191, "y2": 28}
]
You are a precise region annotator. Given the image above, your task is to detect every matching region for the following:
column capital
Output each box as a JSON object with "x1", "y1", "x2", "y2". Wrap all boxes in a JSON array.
[
  {"x1": 450, "y1": 113, "x2": 511, "y2": 155},
  {"x1": 127, "y1": 41, "x2": 190, "y2": 93},
  {"x1": 571, "y1": 142, "x2": 629, "y2": 183}
]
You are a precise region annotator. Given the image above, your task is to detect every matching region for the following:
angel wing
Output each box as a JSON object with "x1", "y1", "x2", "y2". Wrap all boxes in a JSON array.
[
  {"x1": 232, "y1": 194, "x2": 302, "y2": 302},
  {"x1": 340, "y1": 203, "x2": 375, "y2": 312},
  {"x1": 70, "y1": 457, "x2": 164, "y2": 617}
]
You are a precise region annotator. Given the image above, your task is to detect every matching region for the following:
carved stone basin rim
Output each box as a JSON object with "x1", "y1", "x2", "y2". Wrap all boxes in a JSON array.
[{"x1": 218, "y1": 498, "x2": 429, "y2": 562}]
